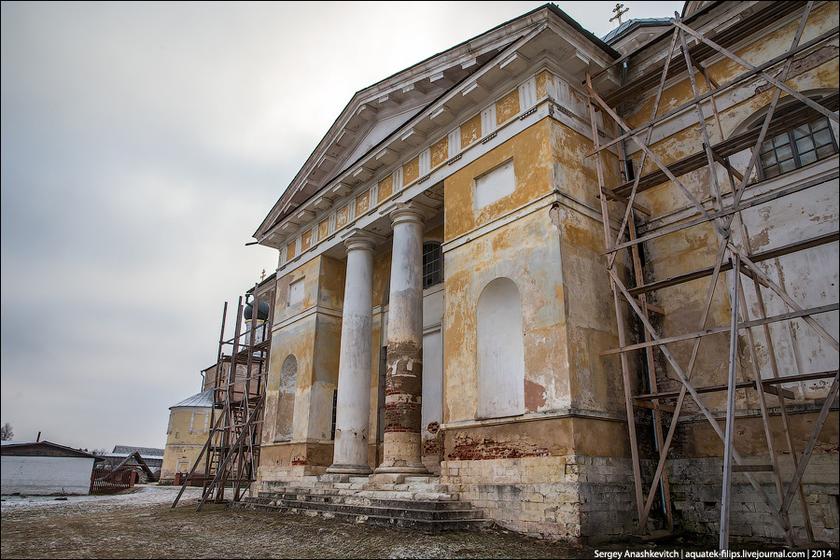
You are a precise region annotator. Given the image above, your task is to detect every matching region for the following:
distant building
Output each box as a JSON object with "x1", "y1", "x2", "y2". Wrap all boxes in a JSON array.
[
  {"x1": 101, "y1": 445, "x2": 164, "y2": 470},
  {"x1": 1, "y1": 441, "x2": 102, "y2": 495},
  {"x1": 159, "y1": 388, "x2": 214, "y2": 484},
  {"x1": 99, "y1": 445, "x2": 164, "y2": 483}
]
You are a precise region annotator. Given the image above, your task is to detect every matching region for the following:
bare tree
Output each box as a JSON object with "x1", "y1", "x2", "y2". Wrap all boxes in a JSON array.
[
  {"x1": 91, "y1": 448, "x2": 108, "y2": 456},
  {"x1": 0, "y1": 422, "x2": 13, "y2": 441}
]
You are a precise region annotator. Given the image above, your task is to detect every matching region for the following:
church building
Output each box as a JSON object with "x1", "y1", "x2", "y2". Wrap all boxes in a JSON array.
[{"x1": 225, "y1": 1, "x2": 837, "y2": 544}]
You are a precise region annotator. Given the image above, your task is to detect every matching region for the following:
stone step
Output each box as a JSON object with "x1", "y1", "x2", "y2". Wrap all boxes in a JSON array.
[
  {"x1": 259, "y1": 486, "x2": 458, "y2": 502},
  {"x1": 371, "y1": 482, "x2": 450, "y2": 492},
  {"x1": 232, "y1": 501, "x2": 493, "y2": 534},
  {"x1": 256, "y1": 490, "x2": 466, "y2": 510},
  {"x1": 311, "y1": 479, "x2": 447, "y2": 493},
  {"x1": 403, "y1": 476, "x2": 440, "y2": 484},
  {"x1": 256, "y1": 497, "x2": 484, "y2": 521}
]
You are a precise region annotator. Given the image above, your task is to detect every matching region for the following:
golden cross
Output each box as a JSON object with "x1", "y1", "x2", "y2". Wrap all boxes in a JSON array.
[{"x1": 610, "y1": 2, "x2": 629, "y2": 25}]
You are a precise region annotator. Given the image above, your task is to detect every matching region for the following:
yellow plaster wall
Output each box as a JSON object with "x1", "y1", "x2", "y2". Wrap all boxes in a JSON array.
[
  {"x1": 496, "y1": 89, "x2": 520, "y2": 125},
  {"x1": 378, "y1": 175, "x2": 393, "y2": 202},
  {"x1": 336, "y1": 205, "x2": 349, "y2": 229},
  {"x1": 261, "y1": 255, "x2": 345, "y2": 476},
  {"x1": 460, "y1": 113, "x2": 483, "y2": 149},
  {"x1": 431, "y1": 136, "x2": 449, "y2": 168},
  {"x1": 548, "y1": 119, "x2": 635, "y2": 414},
  {"x1": 160, "y1": 407, "x2": 211, "y2": 481},
  {"x1": 318, "y1": 218, "x2": 330, "y2": 241},
  {"x1": 610, "y1": 5, "x2": 840, "y2": 440},
  {"x1": 625, "y1": 1, "x2": 839, "y2": 184},
  {"x1": 403, "y1": 156, "x2": 420, "y2": 185},
  {"x1": 442, "y1": 116, "x2": 633, "y2": 429},
  {"x1": 443, "y1": 208, "x2": 571, "y2": 423},
  {"x1": 301, "y1": 229, "x2": 312, "y2": 252},
  {"x1": 355, "y1": 189, "x2": 370, "y2": 216},
  {"x1": 444, "y1": 119, "x2": 554, "y2": 242}
]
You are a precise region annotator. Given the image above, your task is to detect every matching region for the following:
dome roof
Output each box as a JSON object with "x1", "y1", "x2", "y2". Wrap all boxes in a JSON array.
[{"x1": 244, "y1": 300, "x2": 270, "y2": 321}]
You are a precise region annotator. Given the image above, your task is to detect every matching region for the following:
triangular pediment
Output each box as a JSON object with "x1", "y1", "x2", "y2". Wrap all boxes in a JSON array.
[
  {"x1": 256, "y1": 4, "x2": 620, "y2": 242},
  {"x1": 338, "y1": 103, "x2": 429, "y2": 176}
]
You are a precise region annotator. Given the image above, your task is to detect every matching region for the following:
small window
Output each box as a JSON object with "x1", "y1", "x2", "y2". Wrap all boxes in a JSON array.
[
  {"x1": 423, "y1": 242, "x2": 443, "y2": 288},
  {"x1": 474, "y1": 160, "x2": 515, "y2": 209},
  {"x1": 758, "y1": 116, "x2": 837, "y2": 179},
  {"x1": 288, "y1": 278, "x2": 304, "y2": 307}
]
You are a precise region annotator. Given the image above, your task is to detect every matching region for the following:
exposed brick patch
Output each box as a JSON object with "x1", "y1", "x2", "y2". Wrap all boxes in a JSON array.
[
  {"x1": 447, "y1": 433, "x2": 550, "y2": 461},
  {"x1": 423, "y1": 436, "x2": 441, "y2": 456}
]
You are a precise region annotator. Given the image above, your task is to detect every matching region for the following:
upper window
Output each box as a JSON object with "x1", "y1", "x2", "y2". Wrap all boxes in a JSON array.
[
  {"x1": 759, "y1": 116, "x2": 837, "y2": 179},
  {"x1": 422, "y1": 242, "x2": 443, "y2": 288}
]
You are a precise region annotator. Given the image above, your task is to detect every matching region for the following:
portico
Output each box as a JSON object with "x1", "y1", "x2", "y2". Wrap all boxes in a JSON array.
[{"x1": 327, "y1": 203, "x2": 432, "y2": 477}]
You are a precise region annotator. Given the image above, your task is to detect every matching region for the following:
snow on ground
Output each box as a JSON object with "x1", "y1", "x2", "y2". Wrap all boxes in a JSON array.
[{"x1": 0, "y1": 484, "x2": 201, "y2": 511}]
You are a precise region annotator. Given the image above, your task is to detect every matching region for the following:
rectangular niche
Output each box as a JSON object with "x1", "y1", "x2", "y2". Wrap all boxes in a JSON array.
[{"x1": 474, "y1": 159, "x2": 515, "y2": 210}]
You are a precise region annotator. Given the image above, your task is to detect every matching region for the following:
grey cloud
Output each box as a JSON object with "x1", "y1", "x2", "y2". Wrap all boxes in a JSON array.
[{"x1": 1, "y1": 1, "x2": 679, "y2": 449}]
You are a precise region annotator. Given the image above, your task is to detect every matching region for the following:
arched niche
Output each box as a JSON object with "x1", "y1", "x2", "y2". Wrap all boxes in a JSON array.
[
  {"x1": 476, "y1": 277, "x2": 525, "y2": 418},
  {"x1": 274, "y1": 354, "x2": 298, "y2": 442}
]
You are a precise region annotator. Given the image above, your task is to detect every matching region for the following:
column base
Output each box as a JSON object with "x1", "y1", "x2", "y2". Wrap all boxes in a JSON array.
[
  {"x1": 373, "y1": 464, "x2": 428, "y2": 475},
  {"x1": 325, "y1": 464, "x2": 372, "y2": 475}
]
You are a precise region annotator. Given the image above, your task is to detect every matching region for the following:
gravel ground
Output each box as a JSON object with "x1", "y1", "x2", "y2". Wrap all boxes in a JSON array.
[
  {"x1": 1, "y1": 485, "x2": 593, "y2": 559},
  {"x1": 4, "y1": 485, "x2": 784, "y2": 559}
]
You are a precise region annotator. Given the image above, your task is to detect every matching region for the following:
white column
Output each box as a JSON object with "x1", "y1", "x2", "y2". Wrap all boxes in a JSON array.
[
  {"x1": 376, "y1": 205, "x2": 427, "y2": 474},
  {"x1": 327, "y1": 233, "x2": 377, "y2": 474}
]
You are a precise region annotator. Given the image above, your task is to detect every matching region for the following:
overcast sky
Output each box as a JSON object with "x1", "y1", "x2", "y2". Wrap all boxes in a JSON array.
[{"x1": 1, "y1": 1, "x2": 681, "y2": 450}]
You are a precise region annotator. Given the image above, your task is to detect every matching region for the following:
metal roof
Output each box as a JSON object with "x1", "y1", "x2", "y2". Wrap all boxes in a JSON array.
[
  {"x1": 110, "y1": 445, "x2": 165, "y2": 458},
  {"x1": 602, "y1": 18, "x2": 672, "y2": 44},
  {"x1": 169, "y1": 388, "x2": 214, "y2": 409},
  {"x1": 1, "y1": 440, "x2": 101, "y2": 459}
]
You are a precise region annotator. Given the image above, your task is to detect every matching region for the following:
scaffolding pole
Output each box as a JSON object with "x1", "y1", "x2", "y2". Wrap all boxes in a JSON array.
[
  {"x1": 172, "y1": 284, "x2": 274, "y2": 510},
  {"x1": 586, "y1": 1, "x2": 837, "y2": 549}
]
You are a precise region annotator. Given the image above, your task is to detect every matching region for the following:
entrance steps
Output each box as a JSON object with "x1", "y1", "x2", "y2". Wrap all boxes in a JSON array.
[{"x1": 231, "y1": 474, "x2": 492, "y2": 533}]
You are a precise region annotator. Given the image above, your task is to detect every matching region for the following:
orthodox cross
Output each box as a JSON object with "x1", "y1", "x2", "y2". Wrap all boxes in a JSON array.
[{"x1": 610, "y1": 2, "x2": 629, "y2": 25}]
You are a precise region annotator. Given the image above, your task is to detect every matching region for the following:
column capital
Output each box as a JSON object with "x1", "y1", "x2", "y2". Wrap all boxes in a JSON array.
[
  {"x1": 389, "y1": 203, "x2": 426, "y2": 227},
  {"x1": 342, "y1": 229, "x2": 381, "y2": 252}
]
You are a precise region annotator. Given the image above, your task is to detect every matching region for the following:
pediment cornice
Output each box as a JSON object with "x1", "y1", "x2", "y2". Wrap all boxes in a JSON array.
[{"x1": 256, "y1": 4, "x2": 619, "y2": 242}]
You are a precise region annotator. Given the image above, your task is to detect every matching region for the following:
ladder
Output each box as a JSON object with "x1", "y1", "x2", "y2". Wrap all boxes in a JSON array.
[{"x1": 172, "y1": 288, "x2": 271, "y2": 509}]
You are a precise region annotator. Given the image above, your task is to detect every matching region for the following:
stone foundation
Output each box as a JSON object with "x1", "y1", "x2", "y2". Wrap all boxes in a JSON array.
[
  {"x1": 256, "y1": 450, "x2": 839, "y2": 545},
  {"x1": 441, "y1": 455, "x2": 640, "y2": 541},
  {"x1": 668, "y1": 455, "x2": 839, "y2": 546}
]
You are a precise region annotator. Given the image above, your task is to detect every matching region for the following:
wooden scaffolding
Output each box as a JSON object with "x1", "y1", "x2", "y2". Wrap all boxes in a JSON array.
[
  {"x1": 585, "y1": 2, "x2": 838, "y2": 549},
  {"x1": 172, "y1": 283, "x2": 275, "y2": 510}
]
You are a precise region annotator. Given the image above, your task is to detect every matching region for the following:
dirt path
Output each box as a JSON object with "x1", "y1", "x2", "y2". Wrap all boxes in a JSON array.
[{"x1": 1, "y1": 486, "x2": 591, "y2": 559}]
